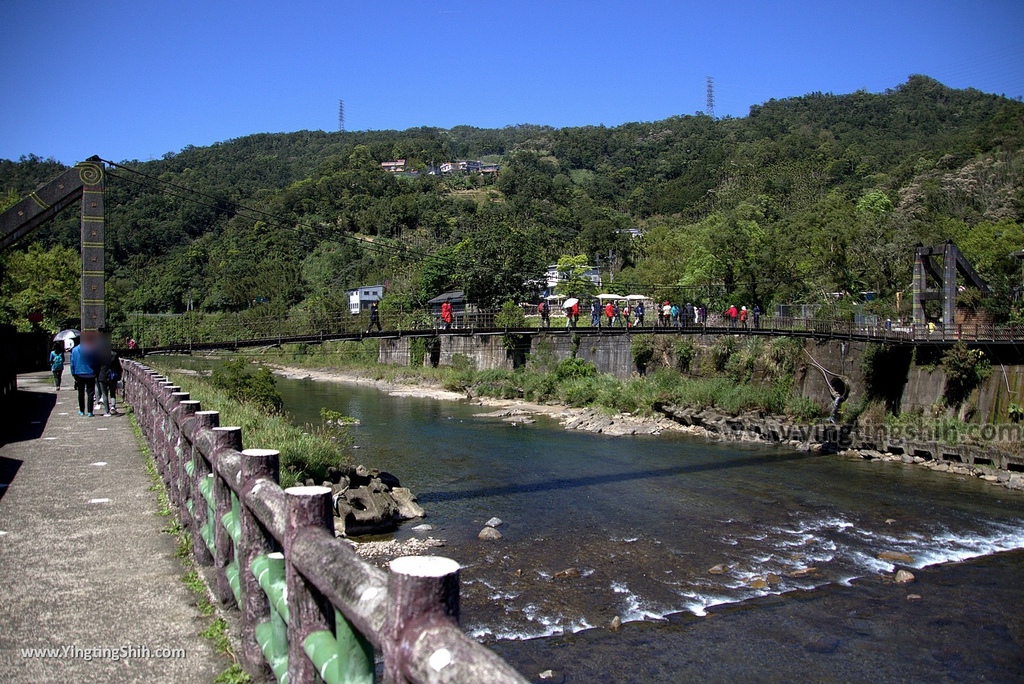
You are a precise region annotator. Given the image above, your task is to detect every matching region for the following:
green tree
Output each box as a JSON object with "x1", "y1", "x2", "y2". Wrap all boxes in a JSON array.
[{"x1": 554, "y1": 254, "x2": 598, "y2": 297}]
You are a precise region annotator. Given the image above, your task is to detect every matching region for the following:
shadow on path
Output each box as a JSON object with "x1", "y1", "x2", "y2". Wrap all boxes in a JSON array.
[
  {"x1": 417, "y1": 450, "x2": 818, "y2": 503},
  {"x1": 0, "y1": 381, "x2": 55, "y2": 447}
]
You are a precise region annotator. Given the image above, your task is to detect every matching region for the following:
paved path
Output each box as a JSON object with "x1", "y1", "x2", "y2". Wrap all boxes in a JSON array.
[{"x1": 0, "y1": 372, "x2": 226, "y2": 683}]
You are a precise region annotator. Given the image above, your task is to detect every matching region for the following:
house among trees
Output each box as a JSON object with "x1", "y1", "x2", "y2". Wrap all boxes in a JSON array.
[
  {"x1": 380, "y1": 160, "x2": 406, "y2": 173},
  {"x1": 345, "y1": 284, "x2": 383, "y2": 314},
  {"x1": 437, "y1": 160, "x2": 501, "y2": 175},
  {"x1": 544, "y1": 263, "x2": 601, "y2": 292}
]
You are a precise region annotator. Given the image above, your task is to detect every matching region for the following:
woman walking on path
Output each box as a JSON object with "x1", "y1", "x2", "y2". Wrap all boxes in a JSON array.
[
  {"x1": 98, "y1": 350, "x2": 123, "y2": 416},
  {"x1": 70, "y1": 335, "x2": 98, "y2": 417},
  {"x1": 48, "y1": 342, "x2": 65, "y2": 390}
]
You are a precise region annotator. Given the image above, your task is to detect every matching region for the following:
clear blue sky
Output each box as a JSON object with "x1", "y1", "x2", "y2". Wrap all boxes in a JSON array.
[{"x1": 2, "y1": 1, "x2": 1021, "y2": 165}]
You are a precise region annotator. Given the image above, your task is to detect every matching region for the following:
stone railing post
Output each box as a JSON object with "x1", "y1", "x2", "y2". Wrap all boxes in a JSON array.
[
  {"x1": 190, "y1": 410, "x2": 220, "y2": 566},
  {"x1": 211, "y1": 425, "x2": 241, "y2": 607},
  {"x1": 383, "y1": 555, "x2": 461, "y2": 684},
  {"x1": 176, "y1": 399, "x2": 200, "y2": 531},
  {"x1": 239, "y1": 448, "x2": 280, "y2": 678},
  {"x1": 283, "y1": 486, "x2": 334, "y2": 684}
]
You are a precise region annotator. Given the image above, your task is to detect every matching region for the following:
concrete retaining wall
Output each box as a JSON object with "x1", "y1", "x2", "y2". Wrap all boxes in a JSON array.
[{"x1": 377, "y1": 330, "x2": 1024, "y2": 424}]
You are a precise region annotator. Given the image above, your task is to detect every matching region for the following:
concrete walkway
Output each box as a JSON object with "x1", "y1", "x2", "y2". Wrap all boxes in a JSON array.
[{"x1": 0, "y1": 372, "x2": 226, "y2": 683}]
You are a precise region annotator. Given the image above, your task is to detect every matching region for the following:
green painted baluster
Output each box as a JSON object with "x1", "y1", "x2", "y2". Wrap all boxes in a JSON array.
[
  {"x1": 222, "y1": 492, "x2": 242, "y2": 604},
  {"x1": 252, "y1": 552, "x2": 289, "y2": 682},
  {"x1": 303, "y1": 608, "x2": 374, "y2": 684},
  {"x1": 198, "y1": 473, "x2": 215, "y2": 553}
]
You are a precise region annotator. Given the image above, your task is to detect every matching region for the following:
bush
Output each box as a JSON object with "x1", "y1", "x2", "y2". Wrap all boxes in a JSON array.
[
  {"x1": 673, "y1": 340, "x2": 696, "y2": 372},
  {"x1": 555, "y1": 357, "x2": 597, "y2": 381},
  {"x1": 211, "y1": 358, "x2": 284, "y2": 413},
  {"x1": 631, "y1": 335, "x2": 655, "y2": 374},
  {"x1": 941, "y1": 342, "x2": 991, "y2": 406},
  {"x1": 494, "y1": 300, "x2": 527, "y2": 328}
]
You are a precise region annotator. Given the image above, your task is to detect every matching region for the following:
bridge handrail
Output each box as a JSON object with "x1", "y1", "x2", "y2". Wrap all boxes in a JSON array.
[
  {"x1": 122, "y1": 359, "x2": 528, "y2": 684},
  {"x1": 130, "y1": 307, "x2": 1024, "y2": 352}
]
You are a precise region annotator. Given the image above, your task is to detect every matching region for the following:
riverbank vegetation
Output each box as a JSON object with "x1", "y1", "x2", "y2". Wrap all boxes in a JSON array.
[
  {"x1": 243, "y1": 336, "x2": 827, "y2": 421},
  {"x1": 147, "y1": 359, "x2": 351, "y2": 487},
  {"x1": 3, "y1": 76, "x2": 1024, "y2": 337}
]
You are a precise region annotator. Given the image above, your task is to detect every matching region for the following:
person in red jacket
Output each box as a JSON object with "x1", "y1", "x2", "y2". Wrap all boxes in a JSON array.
[
  {"x1": 604, "y1": 302, "x2": 615, "y2": 327},
  {"x1": 726, "y1": 304, "x2": 738, "y2": 328},
  {"x1": 441, "y1": 298, "x2": 453, "y2": 329}
]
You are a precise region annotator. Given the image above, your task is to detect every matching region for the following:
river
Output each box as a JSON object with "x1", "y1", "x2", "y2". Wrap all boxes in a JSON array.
[{"x1": 167, "y1": 358, "x2": 1024, "y2": 681}]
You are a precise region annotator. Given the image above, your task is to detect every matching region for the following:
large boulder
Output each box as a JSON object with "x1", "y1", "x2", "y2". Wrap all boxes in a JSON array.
[{"x1": 330, "y1": 465, "x2": 425, "y2": 537}]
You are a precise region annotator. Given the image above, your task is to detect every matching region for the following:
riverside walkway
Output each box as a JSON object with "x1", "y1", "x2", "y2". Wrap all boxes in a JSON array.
[{"x1": 0, "y1": 372, "x2": 226, "y2": 683}]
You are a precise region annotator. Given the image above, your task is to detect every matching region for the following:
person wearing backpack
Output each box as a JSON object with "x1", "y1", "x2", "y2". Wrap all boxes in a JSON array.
[
  {"x1": 98, "y1": 350, "x2": 123, "y2": 416},
  {"x1": 49, "y1": 342, "x2": 65, "y2": 391}
]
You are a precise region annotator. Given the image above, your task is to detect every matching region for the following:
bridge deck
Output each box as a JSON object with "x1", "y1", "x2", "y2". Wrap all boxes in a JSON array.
[
  {"x1": 0, "y1": 372, "x2": 227, "y2": 682},
  {"x1": 139, "y1": 322, "x2": 1024, "y2": 355}
]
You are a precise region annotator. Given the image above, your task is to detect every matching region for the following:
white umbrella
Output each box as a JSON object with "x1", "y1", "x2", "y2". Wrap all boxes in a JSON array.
[
  {"x1": 53, "y1": 329, "x2": 80, "y2": 342},
  {"x1": 545, "y1": 294, "x2": 564, "y2": 301},
  {"x1": 596, "y1": 294, "x2": 623, "y2": 300},
  {"x1": 562, "y1": 297, "x2": 579, "y2": 309},
  {"x1": 625, "y1": 294, "x2": 647, "y2": 301}
]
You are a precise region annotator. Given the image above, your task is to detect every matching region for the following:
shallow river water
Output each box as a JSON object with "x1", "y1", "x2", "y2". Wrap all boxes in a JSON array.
[{"x1": 169, "y1": 359, "x2": 1024, "y2": 679}]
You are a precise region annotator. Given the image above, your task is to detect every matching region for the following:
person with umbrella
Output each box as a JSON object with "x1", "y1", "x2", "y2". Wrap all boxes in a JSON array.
[{"x1": 563, "y1": 298, "x2": 580, "y2": 329}]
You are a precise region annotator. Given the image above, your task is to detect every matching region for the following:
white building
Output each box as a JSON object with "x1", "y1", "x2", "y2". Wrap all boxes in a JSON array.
[
  {"x1": 543, "y1": 264, "x2": 602, "y2": 292},
  {"x1": 345, "y1": 285, "x2": 383, "y2": 314}
]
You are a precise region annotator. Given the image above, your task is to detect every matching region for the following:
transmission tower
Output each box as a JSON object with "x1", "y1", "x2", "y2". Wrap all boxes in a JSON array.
[
  {"x1": 338, "y1": 99, "x2": 345, "y2": 132},
  {"x1": 705, "y1": 76, "x2": 715, "y2": 119}
]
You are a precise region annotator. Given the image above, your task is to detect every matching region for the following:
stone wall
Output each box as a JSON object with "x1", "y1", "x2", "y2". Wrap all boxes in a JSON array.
[{"x1": 377, "y1": 330, "x2": 1024, "y2": 424}]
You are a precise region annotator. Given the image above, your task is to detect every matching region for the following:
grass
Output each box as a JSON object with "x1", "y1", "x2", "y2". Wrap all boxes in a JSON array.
[{"x1": 146, "y1": 362, "x2": 351, "y2": 488}]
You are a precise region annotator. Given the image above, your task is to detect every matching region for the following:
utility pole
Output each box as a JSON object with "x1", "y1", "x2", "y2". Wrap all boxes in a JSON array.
[{"x1": 338, "y1": 100, "x2": 345, "y2": 132}]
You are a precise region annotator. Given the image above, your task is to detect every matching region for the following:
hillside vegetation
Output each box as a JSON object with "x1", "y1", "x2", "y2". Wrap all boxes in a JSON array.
[{"x1": 2, "y1": 75, "x2": 1023, "y2": 335}]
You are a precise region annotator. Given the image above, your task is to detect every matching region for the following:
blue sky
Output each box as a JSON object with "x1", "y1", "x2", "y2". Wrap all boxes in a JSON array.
[{"x1": 1, "y1": 1, "x2": 1021, "y2": 165}]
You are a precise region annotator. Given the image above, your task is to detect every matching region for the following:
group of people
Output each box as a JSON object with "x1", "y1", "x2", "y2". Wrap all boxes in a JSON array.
[
  {"x1": 48, "y1": 332, "x2": 123, "y2": 418},
  {"x1": 723, "y1": 304, "x2": 761, "y2": 329}
]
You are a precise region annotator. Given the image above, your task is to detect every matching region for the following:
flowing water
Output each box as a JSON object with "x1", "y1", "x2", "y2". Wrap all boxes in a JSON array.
[{"x1": 167, "y1": 359, "x2": 1024, "y2": 654}]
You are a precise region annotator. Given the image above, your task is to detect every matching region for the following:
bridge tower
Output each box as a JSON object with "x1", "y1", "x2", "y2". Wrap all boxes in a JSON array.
[
  {"x1": 912, "y1": 240, "x2": 989, "y2": 327},
  {"x1": 0, "y1": 158, "x2": 106, "y2": 331}
]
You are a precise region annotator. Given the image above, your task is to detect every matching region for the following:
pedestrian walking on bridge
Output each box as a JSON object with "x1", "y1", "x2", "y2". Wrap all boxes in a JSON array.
[{"x1": 365, "y1": 301, "x2": 382, "y2": 333}]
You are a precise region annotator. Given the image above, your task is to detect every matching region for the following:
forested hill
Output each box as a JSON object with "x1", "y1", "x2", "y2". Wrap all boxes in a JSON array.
[{"x1": 2, "y1": 75, "x2": 1023, "y2": 333}]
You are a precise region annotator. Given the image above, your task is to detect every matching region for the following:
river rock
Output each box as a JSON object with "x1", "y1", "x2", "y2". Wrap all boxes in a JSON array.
[
  {"x1": 788, "y1": 567, "x2": 819, "y2": 578},
  {"x1": 478, "y1": 526, "x2": 503, "y2": 541},
  {"x1": 878, "y1": 551, "x2": 915, "y2": 564},
  {"x1": 411, "y1": 524, "x2": 433, "y2": 532},
  {"x1": 391, "y1": 487, "x2": 425, "y2": 519},
  {"x1": 608, "y1": 616, "x2": 622, "y2": 632},
  {"x1": 538, "y1": 669, "x2": 565, "y2": 683},
  {"x1": 894, "y1": 569, "x2": 916, "y2": 584},
  {"x1": 485, "y1": 517, "x2": 503, "y2": 528},
  {"x1": 907, "y1": 593, "x2": 922, "y2": 601},
  {"x1": 747, "y1": 578, "x2": 768, "y2": 590},
  {"x1": 553, "y1": 567, "x2": 581, "y2": 579},
  {"x1": 708, "y1": 564, "x2": 730, "y2": 575},
  {"x1": 331, "y1": 465, "x2": 424, "y2": 536}
]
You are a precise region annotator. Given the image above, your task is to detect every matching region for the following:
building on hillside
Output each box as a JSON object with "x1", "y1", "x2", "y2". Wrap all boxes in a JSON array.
[
  {"x1": 437, "y1": 160, "x2": 501, "y2": 175},
  {"x1": 346, "y1": 285, "x2": 384, "y2": 314},
  {"x1": 543, "y1": 263, "x2": 602, "y2": 293},
  {"x1": 380, "y1": 160, "x2": 406, "y2": 173}
]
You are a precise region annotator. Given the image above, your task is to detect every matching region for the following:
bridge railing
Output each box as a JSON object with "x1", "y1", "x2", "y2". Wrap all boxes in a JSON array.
[
  {"x1": 122, "y1": 359, "x2": 528, "y2": 684},
  {"x1": 132, "y1": 306, "x2": 1024, "y2": 351}
]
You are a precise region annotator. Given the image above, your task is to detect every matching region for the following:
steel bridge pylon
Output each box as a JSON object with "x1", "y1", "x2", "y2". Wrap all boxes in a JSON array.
[
  {"x1": 912, "y1": 240, "x2": 989, "y2": 327},
  {"x1": 0, "y1": 158, "x2": 106, "y2": 331}
]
